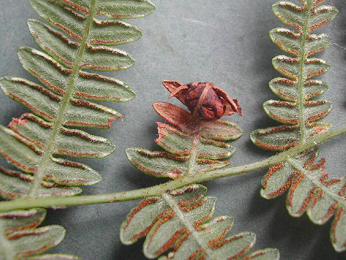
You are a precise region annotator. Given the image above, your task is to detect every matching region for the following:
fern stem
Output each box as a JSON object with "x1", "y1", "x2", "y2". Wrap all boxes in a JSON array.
[
  {"x1": 297, "y1": 0, "x2": 312, "y2": 144},
  {"x1": 186, "y1": 131, "x2": 201, "y2": 176},
  {"x1": 27, "y1": 0, "x2": 97, "y2": 198},
  {"x1": 1, "y1": 127, "x2": 345, "y2": 212}
]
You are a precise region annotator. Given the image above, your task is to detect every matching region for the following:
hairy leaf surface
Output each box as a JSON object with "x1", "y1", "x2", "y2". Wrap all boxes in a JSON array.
[
  {"x1": 123, "y1": 82, "x2": 279, "y2": 258},
  {"x1": 0, "y1": 0, "x2": 154, "y2": 258},
  {"x1": 120, "y1": 185, "x2": 279, "y2": 260},
  {"x1": 0, "y1": 0, "x2": 154, "y2": 198},
  {"x1": 250, "y1": 0, "x2": 343, "y2": 252},
  {"x1": 0, "y1": 208, "x2": 79, "y2": 259},
  {"x1": 261, "y1": 148, "x2": 346, "y2": 252}
]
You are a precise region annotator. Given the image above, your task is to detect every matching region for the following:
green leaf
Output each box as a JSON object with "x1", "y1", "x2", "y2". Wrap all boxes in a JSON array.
[
  {"x1": 251, "y1": 125, "x2": 300, "y2": 151},
  {"x1": 120, "y1": 185, "x2": 279, "y2": 260},
  {"x1": 0, "y1": 0, "x2": 154, "y2": 200},
  {"x1": 261, "y1": 149, "x2": 346, "y2": 252},
  {"x1": 0, "y1": 125, "x2": 101, "y2": 186},
  {"x1": 0, "y1": 167, "x2": 82, "y2": 199},
  {"x1": 0, "y1": 209, "x2": 77, "y2": 259},
  {"x1": 309, "y1": 5, "x2": 338, "y2": 32},
  {"x1": 332, "y1": 207, "x2": 346, "y2": 252},
  {"x1": 9, "y1": 113, "x2": 115, "y2": 158},
  {"x1": 29, "y1": 0, "x2": 85, "y2": 40},
  {"x1": 18, "y1": 47, "x2": 135, "y2": 101},
  {"x1": 200, "y1": 119, "x2": 243, "y2": 141},
  {"x1": 126, "y1": 148, "x2": 230, "y2": 179},
  {"x1": 90, "y1": 19, "x2": 142, "y2": 46},
  {"x1": 28, "y1": 20, "x2": 135, "y2": 71},
  {"x1": 264, "y1": 100, "x2": 299, "y2": 124},
  {"x1": 270, "y1": 29, "x2": 332, "y2": 58},
  {"x1": 156, "y1": 123, "x2": 236, "y2": 159},
  {"x1": 272, "y1": 2, "x2": 305, "y2": 30},
  {"x1": 0, "y1": 77, "x2": 122, "y2": 128},
  {"x1": 263, "y1": 100, "x2": 331, "y2": 125},
  {"x1": 96, "y1": 0, "x2": 155, "y2": 18},
  {"x1": 272, "y1": 56, "x2": 330, "y2": 80},
  {"x1": 269, "y1": 78, "x2": 329, "y2": 102},
  {"x1": 251, "y1": 0, "x2": 342, "y2": 252}
]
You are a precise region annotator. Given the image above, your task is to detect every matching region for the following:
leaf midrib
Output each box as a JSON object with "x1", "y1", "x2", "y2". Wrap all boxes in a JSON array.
[
  {"x1": 297, "y1": 0, "x2": 313, "y2": 144},
  {"x1": 289, "y1": 2, "x2": 346, "y2": 210},
  {"x1": 28, "y1": 0, "x2": 97, "y2": 198},
  {"x1": 186, "y1": 131, "x2": 201, "y2": 177},
  {"x1": 161, "y1": 193, "x2": 216, "y2": 259},
  {"x1": 288, "y1": 158, "x2": 346, "y2": 208}
]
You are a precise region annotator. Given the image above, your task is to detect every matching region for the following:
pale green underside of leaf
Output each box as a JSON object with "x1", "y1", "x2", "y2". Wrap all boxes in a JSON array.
[
  {"x1": 260, "y1": 148, "x2": 346, "y2": 252},
  {"x1": 120, "y1": 185, "x2": 279, "y2": 260},
  {"x1": 0, "y1": 1, "x2": 154, "y2": 257},
  {"x1": 126, "y1": 148, "x2": 230, "y2": 179},
  {"x1": 250, "y1": 0, "x2": 344, "y2": 253},
  {"x1": 251, "y1": 0, "x2": 337, "y2": 151},
  {"x1": 0, "y1": 167, "x2": 82, "y2": 199},
  {"x1": 0, "y1": 0, "x2": 154, "y2": 200},
  {"x1": 18, "y1": 46, "x2": 135, "y2": 102},
  {"x1": 0, "y1": 125, "x2": 102, "y2": 186},
  {"x1": 0, "y1": 209, "x2": 79, "y2": 259},
  {"x1": 126, "y1": 120, "x2": 242, "y2": 179}
]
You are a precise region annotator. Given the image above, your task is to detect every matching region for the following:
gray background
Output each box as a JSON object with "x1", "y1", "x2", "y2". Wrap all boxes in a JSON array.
[{"x1": 1, "y1": 0, "x2": 346, "y2": 259}]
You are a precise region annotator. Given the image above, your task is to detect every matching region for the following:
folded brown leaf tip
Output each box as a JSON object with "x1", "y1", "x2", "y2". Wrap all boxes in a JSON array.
[{"x1": 162, "y1": 80, "x2": 241, "y2": 120}]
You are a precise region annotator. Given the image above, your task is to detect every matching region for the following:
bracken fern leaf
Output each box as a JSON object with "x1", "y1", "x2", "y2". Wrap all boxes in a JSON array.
[
  {"x1": 0, "y1": 0, "x2": 155, "y2": 198},
  {"x1": 0, "y1": 0, "x2": 154, "y2": 258},
  {"x1": 0, "y1": 208, "x2": 79, "y2": 259},
  {"x1": 120, "y1": 185, "x2": 279, "y2": 260},
  {"x1": 123, "y1": 82, "x2": 279, "y2": 259},
  {"x1": 250, "y1": 0, "x2": 345, "y2": 252}
]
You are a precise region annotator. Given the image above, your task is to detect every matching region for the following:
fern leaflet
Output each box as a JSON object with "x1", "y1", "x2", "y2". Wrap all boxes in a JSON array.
[
  {"x1": 0, "y1": 208, "x2": 78, "y2": 259},
  {"x1": 121, "y1": 185, "x2": 279, "y2": 260},
  {"x1": 0, "y1": 0, "x2": 154, "y2": 198},
  {"x1": 250, "y1": 0, "x2": 345, "y2": 252}
]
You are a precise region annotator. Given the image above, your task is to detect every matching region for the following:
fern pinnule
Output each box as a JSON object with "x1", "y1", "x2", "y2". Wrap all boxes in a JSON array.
[
  {"x1": 121, "y1": 184, "x2": 279, "y2": 260},
  {"x1": 250, "y1": 0, "x2": 345, "y2": 252},
  {"x1": 0, "y1": 208, "x2": 79, "y2": 259}
]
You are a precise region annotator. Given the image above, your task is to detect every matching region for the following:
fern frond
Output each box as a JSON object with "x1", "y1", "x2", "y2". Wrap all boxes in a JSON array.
[
  {"x1": 250, "y1": 0, "x2": 344, "y2": 252},
  {"x1": 0, "y1": 208, "x2": 79, "y2": 259},
  {"x1": 251, "y1": 0, "x2": 337, "y2": 150},
  {"x1": 0, "y1": 0, "x2": 155, "y2": 198},
  {"x1": 261, "y1": 148, "x2": 346, "y2": 252},
  {"x1": 123, "y1": 82, "x2": 279, "y2": 258},
  {"x1": 0, "y1": 0, "x2": 154, "y2": 257},
  {"x1": 120, "y1": 185, "x2": 279, "y2": 260}
]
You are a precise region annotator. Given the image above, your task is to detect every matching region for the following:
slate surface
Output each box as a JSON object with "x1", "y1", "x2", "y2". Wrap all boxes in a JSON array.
[{"x1": 0, "y1": 0, "x2": 346, "y2": 259}]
